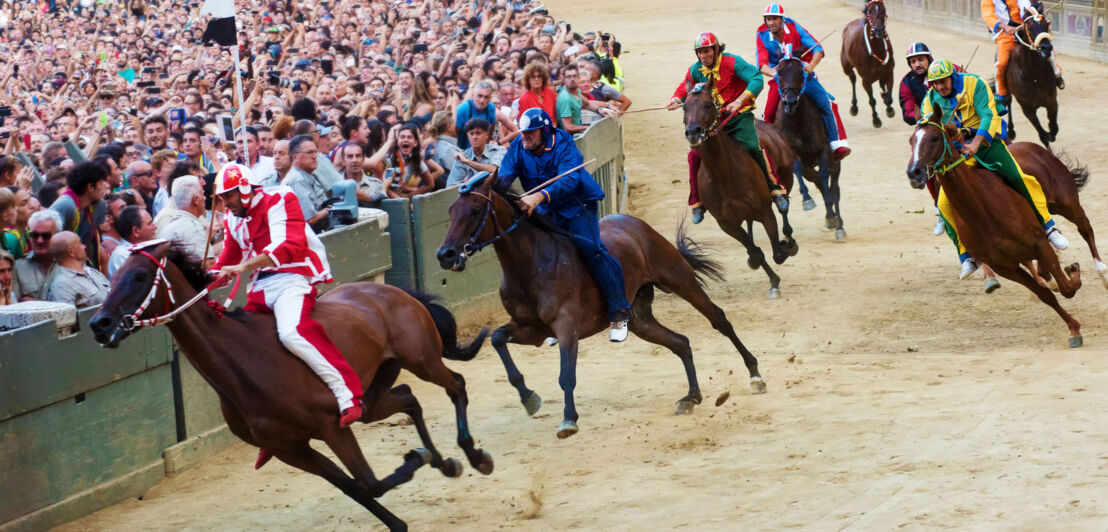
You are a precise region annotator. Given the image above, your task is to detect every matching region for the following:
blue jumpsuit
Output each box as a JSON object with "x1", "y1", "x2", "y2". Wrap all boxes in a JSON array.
[{"x1": 497, "y1": 128, "x2": 631, "y2": 321}]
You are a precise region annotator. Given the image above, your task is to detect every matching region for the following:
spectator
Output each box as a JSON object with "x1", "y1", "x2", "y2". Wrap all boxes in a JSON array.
[
  {"x1": 11, "y1": 209, "x2": 61, "y2": 302},
  {"x1": 107, "y1": 205, "x2": 157, "y2": 278},
  {"x1": 124, "y1": 160, "x2": 157, "y2": 213},
  {"x1": 92, "y1": 154, "x2": 124, "y2": 191},
  {"x1": 0, "y1": 250, "x2": 13, "y2": 306},
  {"x1": 455, "y1": 80, "x2": 519, "y2": 150},
  {"x1": 518, "y1": 62, "x2": 558, "y2": 121},
  {"x1": 99, "y1": 192, "x2": 132, "y2": 258},
  {"x1": 157, "y1": 175, "x2": 218, "y2": 266},
  {"x1": 181, "y1": 127, "x2": 217, "y2": 173},
  {"x1": 447, "y1": 117, "x2": 507, "y2": 188},
  {"x1": 368, "y1": 123, "x2": 438, "y2": 199},
  {"x1": 283, "y1": 135, "x2": 331, "y2": 227},
  {"x1": 424, "y1": 111, "x2": 460, "y2": 182},
  {"x1": 256, "y1": 125, "x2": 276, "y2": 157},
  {"x1": 2, "y1": 186, "x2": 36, "y2": 260},
  {"x1": 0, "y1": 188, "x2": 21, "y2": 259},
  {"x1": 580, "y1": 61, "x2": 632, "y2": 112},
  {"x1": 51, "y1": 161, "x2": 108, "y2": 270},
  {"x1": 45, "y1": 231, "x2": 110, "y2": 309},
  {"x1": 272, "y1": 139, "x2": 293, "y2": 184},
  {"x1": 240, "y1": 127, "x2": 277, "y2": 187},
  {"x1": 557, "y1": 64, "x2": 617, "y2": 133},
  {"x1": 149, "y1": 149, "x2": 179, "y2": 216},
  {"x1": 341, "y1": 143, "x2": 388, "y2": 206}
]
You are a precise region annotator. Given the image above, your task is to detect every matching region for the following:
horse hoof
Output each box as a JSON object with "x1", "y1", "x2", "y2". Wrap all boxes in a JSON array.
[
  {"x1": 412, "y1": 448, "x2": 433, "y2": 466},
  {"x1": 849, "y1": 105, "x2": 859, "y2": 116},
  {"x1": 523, "y1": 392, "x2": 542, "y2": 417},
  {"x1": 984, "y1": 277, "x2": 1001, "y2": 294},
  {"x1": 1069, "y1": 334, "x2": 1083, "y2": 348},
  {"x1": 441, "y1": 457, "x2": 464, "y2": 478},
  {"x1": 886, "y1": 108, "x2": 895, "y2": 119},
  {"x1": 834, "y1": 228, "x2": 847, "y2": 240},
  {"x1": 824, "y1": 217, "x2": 835, "y2": 230},
  {"x1": 767, "y1": 287, "x2": 781, "y2": 299},
  {"x1": 556, "y1": 420, "x2": 579, "y2": 439},
  {"x1": 872, "y1": 118, "x2": 883, "y2": 128},
  {"x1": 1095, "y1": 261, "x2": 1108, "y2": 289},
  {"x1": 803, "y1": 198, "x2": 817, "y2": 211},
  {"x1": 750, "y1": 376, "x2": 767, "y2": 395},
  {"x1": 475, "y1": 450, "x2": 495, "y2": 475},
  {"x1": 789, "y1": 240, "x2": 800, "y2": 257},
  {"x1": 747, "y1": 256, "x2": 760, "y2": 270},
  {"x1": 674, "y1": 400, "x2": 696, "y2": 415}
]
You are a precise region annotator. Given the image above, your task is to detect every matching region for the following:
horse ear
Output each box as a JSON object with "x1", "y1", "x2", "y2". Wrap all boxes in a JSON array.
[
  {"x1": 684, "y1": 78, "x2": 693, "y2": 96},
  {"x1": 705, "y1": 75, "x2": 715, "y2": 91}
]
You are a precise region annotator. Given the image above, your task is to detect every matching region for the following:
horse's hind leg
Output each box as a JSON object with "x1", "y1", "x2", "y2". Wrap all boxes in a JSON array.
[
  {"x1": 629, "y1": 285, "x2": 702, "y2": 414},
  {"x1": 843, "y1": 63, "x2": 859, "y2": 116},
  {"x1": 882, "y1": 69, "x2": 896, "y2": 118},
  {"x1": 717, "y1": 220, "x2": 781, "y2": 298},
  {"x1": 1047, "y1": 100, "x2": 1059, "y2": 142},
  {"x1": 655, "y1": 270, "x2": 766, "y2": 394},
  {"x1": 1021, "y1": 104, "x2": 1051, "y2": 148},
  {"x1": 829, "y1": 163, "x2": 846, "y2": 240},
  {"x1": 406, "y1": 358, "x2": 495, "y2": 475},
  {"x1": 990, "y1": 262, "x2": 1082, "y2": 347},
  {"x1": 490, "y1": 321, "x2": 545, "y2": 415},
  {"x1": 758, "y1": 201, "x2": 792, "y2": 264},
  {"x1": 550, "y1": 319, "x2": 582, "y2": 439},
  {"x1": 793, "y1": 160, "x2": 815, "y2": 209},
  {"x1": 863, "y1": 79, "x2": 882, "y2": 128},
  {"x1": 1066, "y1": 202, "x2": 1108, "y2": 286}
]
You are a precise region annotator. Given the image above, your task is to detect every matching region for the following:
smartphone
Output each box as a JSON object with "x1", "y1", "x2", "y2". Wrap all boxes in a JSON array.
[
  {"x1": 0, "y1": 131, "x2": 9, "y2": 139},
  {"x1": 22, "y1": 133, "x2": 30, "y2": 151},
  {"x1": 159, "y1": 73, "x2": 169, "y2": 79},
  {"x1": 413, "y1": 44, "x2": 428, "y2": 53},
  {"x1": 136, "y1": 80, "x2": 155, "y2": 88},
  {"x1": 320, "y1": 58, "x2": 333, "y2": 74},
  {"x1": 0, "y1": 106, "x2": 12, "y2": 118},
  {"x1": 141, "y1": 67, "x2": 155, "y2": 74},
  {"x1": 168, "y1": 108, "x2": 186, "y2": 126},
  {"x1": 218, "y1": 115, "x2": 235, "y2": 143},
  {"x1": 288, "y1": 47, "x2": 300, "y2": 54},
  {"x1": 145, "y1": 87, "x2": 162, "y2": 94}
]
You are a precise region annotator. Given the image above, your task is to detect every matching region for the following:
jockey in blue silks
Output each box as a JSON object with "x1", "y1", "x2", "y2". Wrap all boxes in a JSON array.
[{"x1": 498, "y1": 108, "x2": 632, "y2": 341}]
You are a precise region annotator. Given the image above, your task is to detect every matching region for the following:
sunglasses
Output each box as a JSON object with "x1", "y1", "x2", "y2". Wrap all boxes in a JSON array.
[
  {"x1": 130, "y1": 170, "x2": 153, "y2": 178},
  {"x1": 29, "y1": 231, "x2": 54, "y2": 241}
]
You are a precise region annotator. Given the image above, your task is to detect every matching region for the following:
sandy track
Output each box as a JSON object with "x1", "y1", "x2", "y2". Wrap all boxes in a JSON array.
[{"x1": 56, "y1": 0, "x2": 1108, "y2": 530}]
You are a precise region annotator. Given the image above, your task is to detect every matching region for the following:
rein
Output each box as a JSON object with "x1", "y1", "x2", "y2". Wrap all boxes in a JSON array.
[
  {"x1": 922, "y1": 123, "x2": 967, "y2": 176},
  {"x1": 462, "y1": 190, "x2": 524, "y2": 257},
  {"x1": 119, "y1": 252, "x2": 242, "y2": 332},
  {"x1": 864, "y1": 21, "x2": 892, "y2": 65}
]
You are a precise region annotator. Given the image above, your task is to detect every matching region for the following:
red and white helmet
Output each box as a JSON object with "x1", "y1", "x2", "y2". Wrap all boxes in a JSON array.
[
  {"x1": 214, "y1": 163, "x2": 254, "y2": 195},
  {"x1": 693, "y1": 32, "x2": 721, "y2": 50},
  {"x1": 764, "y1": 3, "x2": 785, "y2": 16}
]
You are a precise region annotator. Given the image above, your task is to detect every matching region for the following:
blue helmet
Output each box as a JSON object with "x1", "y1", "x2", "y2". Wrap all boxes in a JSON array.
[{"x1": 518, "y1": 108, "x2": 553, "y2": 133}]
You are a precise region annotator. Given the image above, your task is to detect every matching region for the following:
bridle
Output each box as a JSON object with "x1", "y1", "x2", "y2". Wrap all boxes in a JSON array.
[
  {"x1": 460, "y1": 189, "x2": 525, "y2": 257},
  {"x1": 1014, "y1": 7, "x2": 1052, "y2": 51},
  {"x1": 863, "y1": 2, "x2": 892, "y2": 65},
  {"x1": 684, "y1": 86, "x2": 739, "y2": 147},
  {"x1": 117, "y1": 249, "x2": 242, "y2": 332},
  {"x1": 774, "y1": 58, "x2": 809, "y2": 105},
  {"x1": 919, "y1": 121, "x2": 967, "y2": 177}
]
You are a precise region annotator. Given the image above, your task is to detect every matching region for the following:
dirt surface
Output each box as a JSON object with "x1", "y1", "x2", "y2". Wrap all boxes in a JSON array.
[{"x1": 56, "y1": 0, "x2": 1108, "y2": 530}]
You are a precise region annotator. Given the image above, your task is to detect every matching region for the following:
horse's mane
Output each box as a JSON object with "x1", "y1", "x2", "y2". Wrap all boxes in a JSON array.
[
  {"x1": 490, "y1": 182, "x2": 578, "y2": 244},
  {"x1": 166, "y1": 244, "x2": 210, "y2": 291}
]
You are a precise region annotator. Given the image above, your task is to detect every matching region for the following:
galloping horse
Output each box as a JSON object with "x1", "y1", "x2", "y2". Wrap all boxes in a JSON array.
[
  {"x1": 89, "y1": 241, "x2": 493, "y2": 532},
  {"x1": 683, "y1": 78, "x2": 799, "y2": 299},
  {"x1": 906, "y1": 121, "x2": 1084, "y2": 347},
  {"x1": 841, "y1": 0, "x2": 896, "y2": 128},
  {"x1": 1005, "y1": 4, "x2": 1061, "y2": 148},
  {"x1": 776, "y1": 56, "x2": 847, "y2": 240},
  {"x1": 435, "y1": 173, "x2": 766, "y2": 439}
]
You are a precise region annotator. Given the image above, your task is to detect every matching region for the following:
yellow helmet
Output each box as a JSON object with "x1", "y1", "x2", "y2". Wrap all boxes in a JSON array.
[{"x1": 926, "y1": 59, "x2": 956, "y2": 82}]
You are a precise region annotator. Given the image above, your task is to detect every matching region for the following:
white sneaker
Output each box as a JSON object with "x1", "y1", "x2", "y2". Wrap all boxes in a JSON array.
[
  {"x1": 933, "y1": 218, "x2": 945, "y2": 236},
  {"x1": 959, "y1": 258, "x2": 979, "y2": 280},
  {"x1": 609, "y1": 320, "x2": 629, "y2": 342},
  {"x1": 1047, "y1": 228, "x2": 1069, "y2": 250}
]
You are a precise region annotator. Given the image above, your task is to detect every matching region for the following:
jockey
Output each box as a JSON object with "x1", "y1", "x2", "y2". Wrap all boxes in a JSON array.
[
  {"x1": 982, "y1": 0, "x2": 1064, "y2": 110},
  {"x1": 209, "y1": 164, "x2": 364, "y2": 468},
  {"x1": 756, "y1": 3, "x2": 851, "y2": 161},
  {"x1": 666, "y1": 31, "x2": 787, "y2": 225},
  {"x1": 899, "y1": 42, "x2": 936, "y2": 126},
  {"x1": 921, "y1": 60, "x2": 1069, "y2": 279},
  {"x1": 499, "y1": 108, "x2": 632, "y2": 342}
]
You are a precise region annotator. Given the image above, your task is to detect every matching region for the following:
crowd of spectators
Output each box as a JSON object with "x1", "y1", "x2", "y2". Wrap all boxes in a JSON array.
[{"x1": 0, "y1": 0, "x2": 631, "y2": 310}]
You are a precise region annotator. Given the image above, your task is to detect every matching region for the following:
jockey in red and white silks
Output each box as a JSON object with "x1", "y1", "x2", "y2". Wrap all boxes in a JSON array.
[{"x1": 209, "y1": 164, "x2": 364, "y2": 430}]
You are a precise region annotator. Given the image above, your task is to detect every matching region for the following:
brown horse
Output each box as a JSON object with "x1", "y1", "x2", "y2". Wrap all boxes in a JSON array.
[
  {"x1": 89, "y1": 242, "x2": 493, "y2": 532},
  {"x1": 906, "y1": 121, "x2": 1084, "y2": 347},
  {"x1": 776, "y1": 56, "x2": 847, "y2": 239},
  {"x1": 841, "y1": 0, "x2": 896, "y2": 128},
  {"x1": 683, "y1": 78, "x2": 799, "y2": 299},
  {"x1": 435, "y1": 173, "x2": 766, "y2": 439},
  {"x1": 1005, "y1": 4, "x2": 1060, "y2": 148}
]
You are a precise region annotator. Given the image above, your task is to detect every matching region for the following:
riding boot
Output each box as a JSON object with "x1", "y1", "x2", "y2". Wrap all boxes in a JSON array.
[
  {"x1": 255, "y1": 448, "x2": 273, "y2": 470},
  {"x1": 996, "y1": 94, "x2": 1012, "y2": 117},
  {"x1": 692, "y1": 206, "x2": 706, "y2": 224},
  {"x1": 339, "y1": 402, "x2": 365, "y2": 428},
  {"x1": 1048, "y1": 54, "x2": 1064, "y2": 89}
]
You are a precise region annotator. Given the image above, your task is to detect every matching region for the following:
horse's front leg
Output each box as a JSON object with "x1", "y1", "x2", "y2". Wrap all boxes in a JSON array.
[
  {"x1": 552, "y1": 324, "x2": 581, "y2": 439},
  {"x1": 491, "y1": 321, "x2": 546, "y2": 416},
  {"x1": 1046, "y1": 100, "x2": 1059, "y2": 143},
  {"x1": 793, "y1": 159, "x2": 815, "y2": 209},
  {"x1": 882, "y1": 69, "x2": 896, "y2": 118},
  {"x1": 1021, "y1": 104, "x2": 1051, "y2": 148},
  {"x1": 863, "y1": 79, "x2": 881, "y2": 128}
]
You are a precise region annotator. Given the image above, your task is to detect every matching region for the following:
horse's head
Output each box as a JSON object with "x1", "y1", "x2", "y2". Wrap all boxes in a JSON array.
[
  {"x1": 906, "y1": 117, "x2": 960, "y2": 188},
  {"x1": 864, "y1": 0, "x2": 888, "y2": 39},
  {"x1": 1022, "y1": 4, "x2": 1054, "y2": 59},
  {"x1": 681, "y1": 78, "x2": 719, "y2": 147},
  {"x1": 776, "y1": 55, "x2": 807, "y2": 115},
  {"x1": 90, "y1": 240, "x2": 174, "y2": 348},
  {"x1": 436, "y1": 171, "x2": 517, "y2": 271}
]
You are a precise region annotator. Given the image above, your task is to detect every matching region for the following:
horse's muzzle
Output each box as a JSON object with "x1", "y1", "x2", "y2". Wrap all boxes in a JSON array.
[
  {"x1": 89, "y1": 312, "x2": 127, "y2": 348},
  {"x1": 873, "y1": 26, "x2": 886, "y2": 39},
  {"x1": 906, "y1": 165, "x2": 928, "y2": 190},
  {"x1": 436, "y1": 246, "x2": 468, "y2": 272},
  {"x1": 782, "y1": 96, "x2": 799, "y2": 115},
  {"x1": 685, "y1": 126, "x2": 706, "y2": 147}
]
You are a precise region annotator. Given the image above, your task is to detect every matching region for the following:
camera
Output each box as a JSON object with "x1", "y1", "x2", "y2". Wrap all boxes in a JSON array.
[{"x1": 267, "y1": 71, "x2": 294, "y2": 89}]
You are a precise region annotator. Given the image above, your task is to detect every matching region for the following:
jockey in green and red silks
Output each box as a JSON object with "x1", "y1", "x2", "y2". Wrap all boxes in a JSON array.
[{"x1": 667, "y1": 31, "x2": 786, "y2": 224}]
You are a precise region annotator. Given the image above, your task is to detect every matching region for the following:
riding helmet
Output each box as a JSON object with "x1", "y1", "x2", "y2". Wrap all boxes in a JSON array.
[
  {"x1": 764, "y1": 3, "x2": 785, "y2": 16},
  {"x1": 518, "y1": 108, "x2": 553, "y2": 133},
  {"x1": 926, "y1": 59, "x2": 956, "y2": 82},
  {"x1": 905, "y1": 42, "x2": 932, "y2": 59},
  {"x1": 214, "y1": 163, "x2": 255, "y2": 195},
  {"x1": 693, "y1": 32, "x2": 721, "y2": 50}
]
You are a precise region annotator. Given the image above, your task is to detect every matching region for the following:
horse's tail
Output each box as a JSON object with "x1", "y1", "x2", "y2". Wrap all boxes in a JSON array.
[
  {"x1": 404, "y1": 289, "x2": 490, "y2": 361},
  {"x1": 674, "y1": 220, "x2": 727, "y2": 287},
  {"x1": 1055, "y1": 150, "x2": 1091, "y2": 192}
]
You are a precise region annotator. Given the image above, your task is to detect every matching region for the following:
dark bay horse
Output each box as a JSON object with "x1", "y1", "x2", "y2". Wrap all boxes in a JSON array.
[
  {"x1": 776, "y1": 56, "x2": 847, "y2": 240},
  {"x1": 684, "y1": 78, "x2": 799, "y2": 299},
  {"x1": 841, "y1": 0, "x2": 896, "y2": 128},
  {"x1": 435, "y1": 173, "x2": 766, "y2": 439},
  {"x1": 89, "y1": 242, "x2": 493, "y2": 531},
  {"x1": 906, "y1": 121, "x2": 1084, "y2": 347},
  {"x1": 1005, "y1": 4, "x2": 1060, "y2": 148}
]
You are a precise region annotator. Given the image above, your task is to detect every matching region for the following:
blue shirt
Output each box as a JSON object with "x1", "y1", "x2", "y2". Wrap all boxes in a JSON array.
[
  {"x1": 455, "y1": 99, "x2": 498, "y2": 150},
  {"x1": 497, "y1": 129, "x2": 604, "y2": 219}
]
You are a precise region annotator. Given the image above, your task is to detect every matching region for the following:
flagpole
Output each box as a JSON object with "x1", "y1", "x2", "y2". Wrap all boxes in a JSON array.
[{"x1": 231, "y1": 43, "x2": 249, "y2": 167}]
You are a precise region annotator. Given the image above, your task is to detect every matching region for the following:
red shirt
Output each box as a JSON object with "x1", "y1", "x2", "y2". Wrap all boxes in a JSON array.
[
  {"x1": 518, "y1": 87, "x2": 558, "y2": 121},
  {"x1": 210, "y1": 186, "x2": 332, "y2": 286}
]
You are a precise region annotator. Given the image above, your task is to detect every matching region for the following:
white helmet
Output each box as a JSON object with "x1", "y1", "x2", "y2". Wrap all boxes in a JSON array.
[{"x1": 214, "y1": 163, "x2": 254, "y2": 195}]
